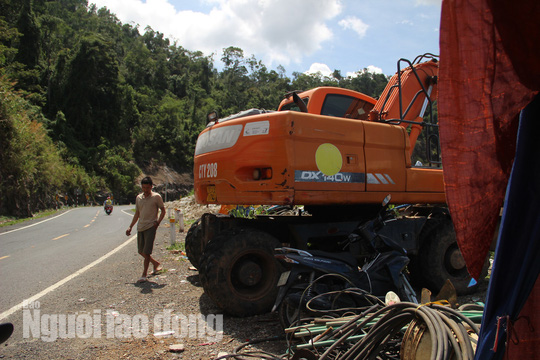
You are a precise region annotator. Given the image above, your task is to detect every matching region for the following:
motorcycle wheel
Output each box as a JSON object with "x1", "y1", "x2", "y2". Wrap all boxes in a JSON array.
[
  {"x1": 278, "y1": 294, "x2": 303, "y2": 330},
  {"x1": 198, "y1": 228, "x2": 281, "y2": 317},
  {"x1": 278, "y1": 278, "x2": 361, "y2": 329},
  {"x1": 185, "y1": 218, "x2": 203, "y2": 269}
]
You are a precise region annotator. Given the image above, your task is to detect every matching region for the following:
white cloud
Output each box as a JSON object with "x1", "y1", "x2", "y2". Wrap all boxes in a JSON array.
[
  {"x1": 338, "y1": 16, "x2": 369, "y2": 38},
  {"x1": 346, "y1": 65, "x2": 383, "y2": 78},
  {"x1": 90, "y1": 0, "x2": 343, "y2": 66},
  {"x1": 366, "y1": 65, "x2": 383, "y2": 74},
  {"x1": 305, "y1": 63, "x2": 333, "y2": 77}
]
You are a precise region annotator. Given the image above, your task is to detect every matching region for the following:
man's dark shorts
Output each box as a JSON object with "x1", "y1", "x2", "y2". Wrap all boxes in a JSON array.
[{"x1": 137, "y1": 227, "x2": 157, "y2": 255}]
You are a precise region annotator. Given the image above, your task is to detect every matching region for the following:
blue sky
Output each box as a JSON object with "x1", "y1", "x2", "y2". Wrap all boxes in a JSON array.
[{"x1": 90, "y1": 0, "x2": 442, "y2": 77}]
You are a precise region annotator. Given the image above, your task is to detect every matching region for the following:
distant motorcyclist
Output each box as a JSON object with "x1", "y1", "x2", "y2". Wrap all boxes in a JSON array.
[{"x1": 104, "y1": 196, "x2": 113, "y2": 214}]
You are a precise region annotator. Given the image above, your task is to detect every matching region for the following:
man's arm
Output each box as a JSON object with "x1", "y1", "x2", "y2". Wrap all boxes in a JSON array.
[
  {"x1": 126, "y1": 210, "x2": 140, "y2": 236},
  {"x1": 154, "y1": 204, "x2": 166, "y2": 228}
]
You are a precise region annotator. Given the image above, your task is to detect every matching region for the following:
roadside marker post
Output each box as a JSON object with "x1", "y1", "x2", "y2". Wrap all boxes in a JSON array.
[
  {"x1": 175, "y1": 208, "x2": 184, "y2": 233},
  {"x1": 168, "y1": 209, "x2": 176, "y2": 245}
]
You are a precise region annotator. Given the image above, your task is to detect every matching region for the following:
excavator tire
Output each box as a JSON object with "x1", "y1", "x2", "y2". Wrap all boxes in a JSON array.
[
  {"x1": 419, "y1": 217, "x2": 488, "y2": 295},
  {"x1": 198, "y1": 228, "x2": 281, "y2": 317},
  {"x1": 185, "y1": 218, "x2": 203, "y2": 269}
]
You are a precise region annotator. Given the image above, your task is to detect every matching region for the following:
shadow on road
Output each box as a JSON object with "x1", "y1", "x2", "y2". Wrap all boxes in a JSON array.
[{"x1": 132, "y1": 281, "x2": 167, "y2": 294}]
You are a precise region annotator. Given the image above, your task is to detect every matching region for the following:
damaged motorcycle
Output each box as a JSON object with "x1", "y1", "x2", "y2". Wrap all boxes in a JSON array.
[{"x1": 272, "y1": 195, "x2": 419, "y2": 328}]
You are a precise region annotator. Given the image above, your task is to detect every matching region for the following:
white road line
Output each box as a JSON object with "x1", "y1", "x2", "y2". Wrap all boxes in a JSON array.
[
  {"x1": 1, "y1": 207, "x2": 131, "y2": 237},
  {"x1": 121, "y1": 208, "x2": 135, "y2": 216},
  {"x1": 0, "y1": 210, "x2": 136, "y2": 321},
  {"x1": 0, "y1": 234, "x2": 136, "y2": 321},
  {"x1": 0, "y1": 209, "x2": 74, "y2": 236}
]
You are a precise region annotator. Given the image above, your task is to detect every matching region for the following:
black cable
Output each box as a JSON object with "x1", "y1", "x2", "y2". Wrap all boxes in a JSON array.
[
  {"x1": 440, "y1": 312, "x2": 465, "y2": 360},
  {"x1": 345, "y1": 311, "x2": 412, "y2": 360},
  {"x1": 432, "y1": 304, "x2": 481, "y2": 334},
  {"x1": 318, "y1": 304, "x2": 384, "y2": 360}
]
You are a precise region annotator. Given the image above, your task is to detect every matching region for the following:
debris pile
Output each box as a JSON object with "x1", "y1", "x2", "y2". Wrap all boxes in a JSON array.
[{"x1": 166, "y1": 195, "x2": 220, "y2": 222}]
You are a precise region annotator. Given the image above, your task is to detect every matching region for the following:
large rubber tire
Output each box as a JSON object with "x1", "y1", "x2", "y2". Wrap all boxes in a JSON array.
[
  {"x1": 185, "y1": 218, "x2": 203, "y2": 269},
  {"x1": 419, "y1": 217, "x2": 487, "y2": 295},
  {"x1": 198, "y1": 228, "x2": 281, "y2": 317}
]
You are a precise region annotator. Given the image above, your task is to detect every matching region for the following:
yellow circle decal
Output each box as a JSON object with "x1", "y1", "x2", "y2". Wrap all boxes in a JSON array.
[{"x1": 315, "y1": 143, "x2": 342, "y2": 176}]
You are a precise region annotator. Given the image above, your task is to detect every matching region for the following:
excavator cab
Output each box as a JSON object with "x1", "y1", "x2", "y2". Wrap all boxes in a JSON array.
[{"x1": 278, "y1": 87, "x2": 377, "y2": 120}]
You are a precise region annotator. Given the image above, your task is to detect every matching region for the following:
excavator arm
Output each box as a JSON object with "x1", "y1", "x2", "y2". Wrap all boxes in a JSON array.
[{"x1": 370, "y1": 55, "x2": 439, "y2": 162}]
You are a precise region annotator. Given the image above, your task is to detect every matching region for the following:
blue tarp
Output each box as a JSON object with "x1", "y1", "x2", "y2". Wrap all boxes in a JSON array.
[{"x1": 475, "y1": 94, "x2": 540, "y2": 359}]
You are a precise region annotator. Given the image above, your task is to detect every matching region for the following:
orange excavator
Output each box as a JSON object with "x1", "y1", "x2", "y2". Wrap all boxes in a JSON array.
[{"x1": 188, "y1": 54, "x2": 479, "y2": 316}]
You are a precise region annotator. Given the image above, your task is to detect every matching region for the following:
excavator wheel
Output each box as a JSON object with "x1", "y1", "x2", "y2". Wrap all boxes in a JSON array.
[
  {"x1": 419, "y1": 217, "x2": 488, "y2": 295},
  {"x1": 198, "y1": 228, "x2": 281, "y2": 317},
  {"x1": 185, "y1": 218, "x2": 203, "y2": 269}
]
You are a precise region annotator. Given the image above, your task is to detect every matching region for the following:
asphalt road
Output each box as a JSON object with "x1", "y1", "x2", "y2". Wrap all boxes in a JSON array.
[
  {"x1": 0, "y1": 205, "x2": 135, "y2": 318},
  {"x1": 0, "y1": 207, "x2": 289, "y2": 360}
]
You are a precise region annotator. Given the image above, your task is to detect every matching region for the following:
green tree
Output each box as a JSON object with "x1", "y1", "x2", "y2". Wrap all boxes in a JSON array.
[
  {"x1": 341, "y1": 70, "x2": 389, "y2": 98},
  {"x1": 57, "y1": 34, "x2": 122, "y2": 162},
  {"x1": 0, "y1": 77, "x2": 94, "y2": 216},
  {"x1": 0, "y1": 18, "x2": 20, "y2": 74},
  {"x1": 217, "y1": 46, "x2": 249, "y2": 114},
  {"x1": 15, "y1": 0, "x2": 41, "y2": 69},
  {"x1": 95, "y1": 141, "x2": 141, "y2": 201}
]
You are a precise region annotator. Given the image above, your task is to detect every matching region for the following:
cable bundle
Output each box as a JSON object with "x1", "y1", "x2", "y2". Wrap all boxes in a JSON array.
[{"x1": 286, "y1": 302, "x2": 482, "y2": 360}]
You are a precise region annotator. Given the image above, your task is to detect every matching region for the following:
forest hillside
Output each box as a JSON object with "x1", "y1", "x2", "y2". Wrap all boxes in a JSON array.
[{"x1": 0, "y1": 0, "x2": 389, "y2": 217}]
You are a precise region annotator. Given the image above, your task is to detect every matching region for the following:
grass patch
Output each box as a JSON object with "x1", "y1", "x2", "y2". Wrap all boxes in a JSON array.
[
  {"x1": 0, "y1": 209, "x2": 60, "y2": 228},
  {"x1": 166, "y1": 241, "x2": 185, "y2": 252}
]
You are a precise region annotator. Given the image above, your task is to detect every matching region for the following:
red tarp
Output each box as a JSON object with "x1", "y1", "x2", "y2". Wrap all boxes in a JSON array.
[
  {"x1": 438, "y1": 0, "x2": 539, "y2": 279},
  {"x1": 439, "y1": 1, "x2": 540, "y2": 358}
]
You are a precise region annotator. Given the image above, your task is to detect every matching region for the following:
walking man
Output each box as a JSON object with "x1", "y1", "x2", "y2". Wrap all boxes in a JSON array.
[{"x1": 126, "y1": 176, "x2": 166, "y2": 283}]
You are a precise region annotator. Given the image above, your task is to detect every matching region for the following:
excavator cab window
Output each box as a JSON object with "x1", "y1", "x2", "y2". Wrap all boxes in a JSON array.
[{"x1": 321, "y1": 94, "x2": 373, "y2": 120}]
